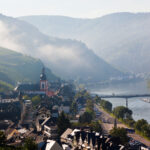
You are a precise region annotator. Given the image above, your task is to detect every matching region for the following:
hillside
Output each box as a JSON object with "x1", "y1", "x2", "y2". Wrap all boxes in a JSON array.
[
  {"x1": 0, "y1": 47, "x2": 58, "y2": 84},
  {"x1": 19, "y1": 13, "x2": 150, "y2": 73},
  {"x1": 0, "y1": 14, "x2": 123, "y2": 82}
]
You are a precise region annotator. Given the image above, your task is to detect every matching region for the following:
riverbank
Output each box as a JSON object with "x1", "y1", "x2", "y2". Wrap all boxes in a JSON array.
[
  {"x1": 95, "y1": 104, "x2": 150, "y2": 147},
  {"x1": 89, "y1": 81, "x2": 150, "y2": 123}
]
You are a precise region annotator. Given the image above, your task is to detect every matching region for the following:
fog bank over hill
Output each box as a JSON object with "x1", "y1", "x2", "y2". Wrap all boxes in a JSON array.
[
  {"x1": 20, "y1": 12, "x2": 150, "y2": 73},
  {"x1": 0, "y1": 14, "x2": 122, "y2": 82},
  {"x1": 0, "y1": 47, "x2": 58, "y2": 84}
]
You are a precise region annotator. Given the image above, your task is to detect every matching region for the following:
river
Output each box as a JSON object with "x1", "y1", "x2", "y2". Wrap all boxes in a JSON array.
[{"x1": 89, "y1": 81, "x2": 150, "y2": 123}]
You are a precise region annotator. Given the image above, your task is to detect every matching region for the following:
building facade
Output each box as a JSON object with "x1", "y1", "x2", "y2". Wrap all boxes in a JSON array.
[{"x1": 15, "y1": 67, "x2": 55, "y2": 97}]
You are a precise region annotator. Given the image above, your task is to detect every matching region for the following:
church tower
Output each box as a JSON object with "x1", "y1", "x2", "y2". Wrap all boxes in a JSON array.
[{"x1": 40, "y1": 67, "x2": 48, "y2": 92}]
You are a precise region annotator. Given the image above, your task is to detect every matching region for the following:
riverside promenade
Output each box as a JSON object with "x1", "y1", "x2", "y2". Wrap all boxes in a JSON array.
[{"x1": 95, "y1": 104, "x2": 150, "y2": 147}]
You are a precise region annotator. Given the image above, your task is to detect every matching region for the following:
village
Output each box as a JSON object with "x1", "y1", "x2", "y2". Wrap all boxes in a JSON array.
[{"x1": 0, "y1": 68, "x2": 149, "y2": 150}]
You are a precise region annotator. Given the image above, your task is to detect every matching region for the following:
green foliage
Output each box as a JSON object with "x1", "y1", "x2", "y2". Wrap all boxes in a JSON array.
[
  {"x1": 134, "y1": 119, "x2": 150, "y2": 139},
  {"x1": 89, "y1": 121, "x2": 102, "y2": 133},
  {"x1": 79, "y1": 111, "x2": 93, "y2": 124},
  {"x1": 59, "y1": 84, "x2": 75, "y2": 99},
  {"x1": 57, "y1": 112, "x2": 71, "y2": 135},
  {"x1": 0, "y1": 131, "x2": 6, "y2": 146},
  {"x1": 110, "y1": 127, "x2": 129, "y2": 145},
  {"x1": 134, "y1": 119, "x2": 148, "y2": 131},
  {"x1": 113, "y1": 106, "x2": 132, "y2": 119},
  {"x1": 72, "y1": 121, "x2": 102, "y2": 133},
  {"x1": 83, "y1": 91, "x2": 91, "y2": 99},
  {"x1": 123, "y1": 118, "x2": 135, "y2": 128},
  {"x1": 94, "y1": 95, "x2": 101, "y2": 103},
  {"x1": 0, "y1": 47, "x2": 58, "y2": 84},
  {"x1": 75, "y1": 90, "x2": 90, "y2": 100},
  {"x1": 31, "y1": 95, "x2": 41, "y2": 106},
  {"x1": 23, "y1": 138, "x2": 37, "y2": 150},
  {"x1": 70, "y1": 101, "x2": 78, "y2": 116},
  {"x1": 100, "y1": 100, "x2": 112, "y2": 112},
  {"x1": 0, "y1": 72, "x2": 14, "y2": 85},
  {"x1": 0, "y1": 146, "x2": 22, "y2": 150},
  {"x1": 85, "y1": 99, "x2": 95, "y2": 118},
  {"x1": 86, "y1": 99, "x2": 94, "y2": 111},
  {"x1": 0, "y1": 80, "x2": 13, "y2": 93},
  {"x1": 23, "y1": 95, "x2": 31, "y2": 100}
]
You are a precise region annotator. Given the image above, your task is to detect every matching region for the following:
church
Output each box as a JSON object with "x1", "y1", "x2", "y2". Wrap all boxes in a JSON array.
[{"x1": 15, "y1": 68, "x2": 55, "y2": 97}]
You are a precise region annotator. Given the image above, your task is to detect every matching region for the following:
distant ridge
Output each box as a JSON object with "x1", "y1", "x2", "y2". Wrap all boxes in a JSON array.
[
  {"x1": 0, "y1": 14, "x2": 123, "y2": 82},
  {"x1": 19, "y1": 12, "x2": 150, "y2": 73}
]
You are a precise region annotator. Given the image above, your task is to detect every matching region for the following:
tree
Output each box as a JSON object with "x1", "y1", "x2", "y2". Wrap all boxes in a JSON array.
[
  {"x1": 113, "y1": 106, "x2": 132, "y2": 119},
  {"x1": 141, "y1": 124, "x2": 150, "y2": 138},
  {"x1": 70, "y1": 101, "x2": 78, "y2": 116},
  {"x1": 23, "y1": 138, "x2": 37, "y2": 150},
  {"x1": 0, "y1": 131, "x2": 6, "y2": 146},
  {"x1": 110, "y1": 127, "x2": 129, "y2": 145},
  {"x1": 23, "y1": 95, "x2": 30, "y2": 100},
  {"x1": 31, "y1": 95, "x2": 41, "y2": 106},
  {"x1": 86, "y1": 99, "x2": 94, "y2": 111},
  {"x1": 57, "y1": 112, "x2": 71, "y2": 135},
  {"x1": 85, "y1": 99, "x2": 95, "y2": 118},
  {"x1": 79, "y1": 111, "x2": 93, "y2": 124},
  {"x1": 134, "y1": 119, "x2": 148, "y2": 131},
  {"x1": 94, "y1": 95, "x2": 101, "y2": 103},
  {"x1": 59, "y1": 84, "x2": 75, "y2": 99},
  {"x1": 100, "y1": 100, "x2": 112, "y2": 112},
  {"x1": 124, "y1": 118, "x2": 135, "y2": 127},
  {"x1": 83, "y1": 91, "x2": 91, "y2": 99},
  {"x1": 89, "y1": 121, "x2": 102, "y2": 133}
]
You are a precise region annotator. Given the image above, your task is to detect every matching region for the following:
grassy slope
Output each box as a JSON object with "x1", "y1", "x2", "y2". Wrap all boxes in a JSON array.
[
  {"x1": 0, "y1": 47, "x2": 58, "y2": 85},
  {"x1": 0, "y1": 80, "x2": 13, "y2": 93}
]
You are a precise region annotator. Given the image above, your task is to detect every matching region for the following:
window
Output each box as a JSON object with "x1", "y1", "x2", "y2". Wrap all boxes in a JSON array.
[{"x1": 42, "y1": 83, "x2": 45, "y2": 89}]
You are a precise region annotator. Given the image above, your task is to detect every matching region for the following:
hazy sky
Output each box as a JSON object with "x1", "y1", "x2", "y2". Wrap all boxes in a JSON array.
[{"x1": 0, "y1": 0, "x2": 150, "y2": 18}]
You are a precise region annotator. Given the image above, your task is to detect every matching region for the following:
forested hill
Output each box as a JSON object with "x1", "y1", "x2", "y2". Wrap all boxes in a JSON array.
[
  {"x1": 20, "y1": 13, "x2": 150, "y2": 73},
  {"x1": 0, "y1": 47, "x2": 58, "y2": 85},
  {"x1": 0, "y1": 14, "x2": 123, "y2": 82}
]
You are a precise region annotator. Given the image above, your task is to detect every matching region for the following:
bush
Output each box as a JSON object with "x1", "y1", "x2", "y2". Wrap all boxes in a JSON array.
[
  {"x1": 57, "y1": 112, "x2": 71, "y2": 135},
  {"x1": 110, "y1": 127, "x2": 129, "y2": 145},
  {"x1": 23, "y1": 138, "x2": 37, "y2": 150},
  {"x1": 31, "y1": 95, "x2": 41, "y2": 106},
  {"x1": 89, "y1": 121, "x2": 102, "y2": 133},
  {"x1": 134, "y1": 119, "x2": 150, "y2": 139},
  {"x1": 100, "y1": 100, "x2": 112, "y2": 112},
  {"x1": 113, "y1": 106, "x2": 132, "y2": 119},
  {"x1": 79, "y1": 112, "x2": 93, "y2": 124}
]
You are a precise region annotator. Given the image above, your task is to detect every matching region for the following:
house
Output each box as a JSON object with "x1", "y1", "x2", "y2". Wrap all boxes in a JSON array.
[
  {"x1": 60, "y1": 128, "x2": 73, "y2": 143},
  {"x1": 59, "y1": 101, "x2": 70, "y2": 114},
  {"x1": 60, "y1": 128, "x2": 126, "y2": 150},
  {"x1": 51, "y1": 106, "x2": 59, "y2": 118},
  {"x1": 41, "y1": 118, "x2": 58, "y2": 139},
  {"x1": 39, "y1": 140, "x2": 63, "y2": 150}
]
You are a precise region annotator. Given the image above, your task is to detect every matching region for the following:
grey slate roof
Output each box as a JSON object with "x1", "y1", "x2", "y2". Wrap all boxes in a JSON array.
[{"x1": 15, "y1": 84, "x2": 40, "y2": 91}]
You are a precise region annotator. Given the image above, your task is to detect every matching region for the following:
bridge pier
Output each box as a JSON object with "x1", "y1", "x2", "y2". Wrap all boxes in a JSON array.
[{"x1": 126, "y1": 98, "x2": 128, "y2": 108}]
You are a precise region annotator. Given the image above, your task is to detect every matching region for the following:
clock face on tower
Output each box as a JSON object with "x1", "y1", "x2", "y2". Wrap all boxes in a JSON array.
[{"x1": 40, "y1": 67, "x2": 48, "y2": 91}]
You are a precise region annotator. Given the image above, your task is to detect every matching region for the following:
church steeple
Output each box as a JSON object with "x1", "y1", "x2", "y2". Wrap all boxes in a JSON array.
[
  {"x1": 40, "y1": 67, "x2": 48, "y2": 91},
  {"x1": 40, "y1": 67, "x2": 47, "y2": 80}
]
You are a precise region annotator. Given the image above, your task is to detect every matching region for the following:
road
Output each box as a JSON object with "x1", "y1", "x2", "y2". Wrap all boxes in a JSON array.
[{"x1": 95, "y1": 104, "x2": 150, "y2": 147}]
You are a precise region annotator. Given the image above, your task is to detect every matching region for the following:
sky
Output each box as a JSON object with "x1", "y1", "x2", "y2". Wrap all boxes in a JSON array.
[{"x1": 0, "y1": 0, "x2": 150, "y2": 18}]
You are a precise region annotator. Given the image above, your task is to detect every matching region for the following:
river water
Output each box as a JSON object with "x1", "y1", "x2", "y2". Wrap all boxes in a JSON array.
[{"x1": 89, "y1": 81, "x2": 150, "y2": 123}]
